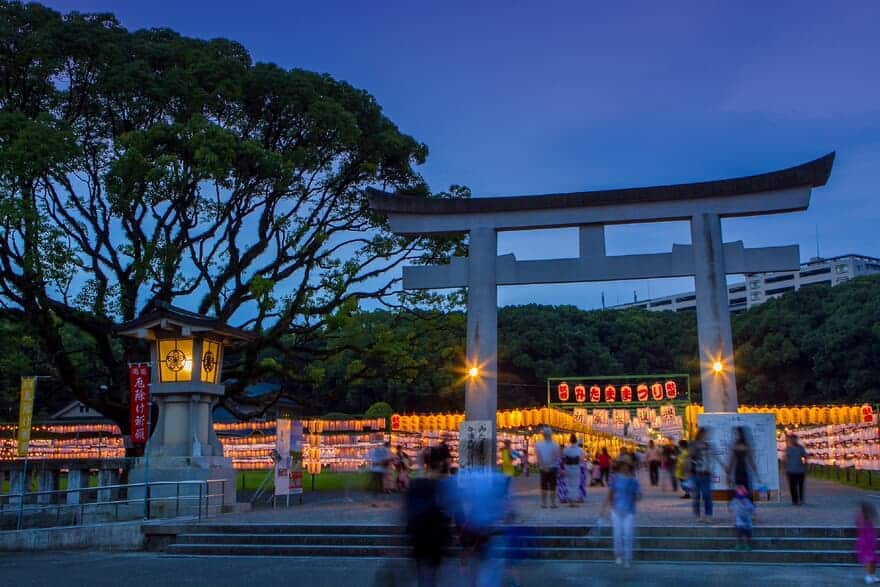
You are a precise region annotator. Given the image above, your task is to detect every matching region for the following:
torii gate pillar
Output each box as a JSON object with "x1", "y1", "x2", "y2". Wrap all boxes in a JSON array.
[
  {"x1": 691, "y1": 213, "x2": 737, "y2": 412},
  {"x1": 465, "y1": 227, "x2": 498, "y2": 454}
]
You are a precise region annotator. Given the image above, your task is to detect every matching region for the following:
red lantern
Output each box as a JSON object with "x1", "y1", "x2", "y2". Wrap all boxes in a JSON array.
[
  {"x1": 863, "y1": 405, "x2": 875, "y2": 423},
  {"x1": 621, "y1": 385, "x2": 633, "y2": 403},
  {"x1": 637, "y1": 384, "x2": 649, "y2": 402},
  {"x1": 391, "y1": 415, "x2": 401, "y2": 431},
  {"x1": 651, "y1": 383, "x2": 664, "y2": 401},
  {"x1": 665, "y1": 381, "x2": 677, "y2": 400},
  {"x1": 557, "y1": 382, "x2": 570, "y2": 402},
  {"x1": 574, "y1": 384, "x2": 587, "y2": 403},
  {"x1": 604, "y1": 385, "x2": 617, "y2": 403},
  {"x1": 590, "y1": 385, "x2": 601, "y2": 403}
]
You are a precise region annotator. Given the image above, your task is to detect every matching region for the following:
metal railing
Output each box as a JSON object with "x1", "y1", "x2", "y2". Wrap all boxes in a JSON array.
[{"x1": 0, "y1": 479, "x2": 227, "y2": 531}]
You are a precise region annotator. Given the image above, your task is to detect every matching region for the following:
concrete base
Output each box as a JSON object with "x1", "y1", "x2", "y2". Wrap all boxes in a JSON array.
[
  {"x1": 0, "y1": 520, "x2": 144, "y2": 551},
  {"x1": 128, "y1": 456, "x2": 236, "y2": 512}
]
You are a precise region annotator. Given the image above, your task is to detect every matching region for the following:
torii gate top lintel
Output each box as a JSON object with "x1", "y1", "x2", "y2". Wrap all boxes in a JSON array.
[{"x1": 368, "y1": 152, "x2": 834, "y2": 234}]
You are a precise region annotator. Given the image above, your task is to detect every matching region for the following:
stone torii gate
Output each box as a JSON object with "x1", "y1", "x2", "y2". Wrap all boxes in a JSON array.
[{"x1": 369, "y1": 153, "x2": 834, "y2": 459}]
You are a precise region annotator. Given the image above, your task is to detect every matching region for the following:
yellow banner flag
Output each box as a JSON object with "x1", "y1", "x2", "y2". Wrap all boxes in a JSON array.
[{"x1": 17, "y1": 377, "x2": 36, "y2": 457}]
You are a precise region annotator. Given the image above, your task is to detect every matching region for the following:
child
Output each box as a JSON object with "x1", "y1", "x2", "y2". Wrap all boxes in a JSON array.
[
  {"x1": 729, "y1": 485, "x2": 756, "y2": 551},
  {"x1": 602, "y1": 458, "x2": 641, "y2": 568},
  {"x1": 856, "y1": 501, "x2": 879, "y2": 584}
]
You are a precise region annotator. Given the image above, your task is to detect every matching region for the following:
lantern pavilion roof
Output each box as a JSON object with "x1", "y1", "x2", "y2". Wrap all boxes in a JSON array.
[{"x1": 117, "y1": 301, "x2": 256, "y2": 343}]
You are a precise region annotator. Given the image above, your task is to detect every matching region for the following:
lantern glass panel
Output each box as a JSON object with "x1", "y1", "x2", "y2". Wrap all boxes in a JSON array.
[
  {"x1": 200, "y1": 339, "x2": 221, "y2": 384},
  {"x1": 158, "y1": 338, "x2": 194, "y2": 382}
]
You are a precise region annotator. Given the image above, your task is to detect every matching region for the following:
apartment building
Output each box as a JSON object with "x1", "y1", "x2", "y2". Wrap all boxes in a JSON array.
[{"x1": 614, "y1": 254, "x2": 880, "y2": 314}]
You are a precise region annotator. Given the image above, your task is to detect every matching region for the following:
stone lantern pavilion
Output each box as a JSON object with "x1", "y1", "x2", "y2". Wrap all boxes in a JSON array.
[{"x1": 119, "y1": 303, "x2": 255, "y2": 506}]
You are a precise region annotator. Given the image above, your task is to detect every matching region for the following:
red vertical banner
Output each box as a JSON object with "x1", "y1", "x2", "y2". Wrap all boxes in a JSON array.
[{"x1": 129, "y1": 365, "x2": 150, "y2": 444}]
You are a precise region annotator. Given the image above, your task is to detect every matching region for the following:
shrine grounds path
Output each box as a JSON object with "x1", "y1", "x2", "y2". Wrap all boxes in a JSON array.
[{"x1": 226, "y1": 472, "x2": 877, "y2": 527}]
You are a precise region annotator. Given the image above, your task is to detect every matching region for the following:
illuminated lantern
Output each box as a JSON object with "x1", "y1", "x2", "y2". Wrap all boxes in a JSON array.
[
  {"x1": 540, "y1": 407, "x2": 550, "y2": 425},
  {"x1": 496, "y1": 413, "x2": 504, "y2": 429},
  {"x1": 849, "y1": 406, "x2": 860, "y2": 424},
  {"x1": 590, "y1": 385, "x2": 601, "y2": 403},
  {"x1": 799, "y1": 407, "x2": 810, "y2": 424},
  {"x1": 558, "y1": 382, "x2": 570, "y2": 402},
  {"x1": 821, "y1": 407, "x2": 831, "y2": 424},
  {"x1": 651, "y1": 383, "x2": 664, "y2": 401},
  {"x1": 605, "y1": 385, "x2": 617, "y2": 403},
  {"x1": 391, "y1": 414, "x2": 401, "y2": 431},
  {"x1": 863, "y1": 405, "x2": 875, "y2": 424},
  {"x1": 522, "y1": 410, "x2": 532, "y2": 427},
  {"x1": 778, "y1": 408, "x2": 791, "y2": 426},
  {"x1": 621, "y1": 385, "x2": 633, "y2": 403},
  {"x1": 637, "y1": 384, "x2": 649, "y2": 402},
  {"x1": 789, "y1": 408, "x2": 800, "y2": 426},
  {"x1": 530, "y1": 409, "x2": 541, "y2": 426},
  {"x1": 574, "y1": 384, "x2": 587, "y2": 403},
  {"x1": 830, "y1": 407, "x2": 841, "y2": 425},
  {"x1": 664, "y1": 381, "x2": 677, "y2": 400}
]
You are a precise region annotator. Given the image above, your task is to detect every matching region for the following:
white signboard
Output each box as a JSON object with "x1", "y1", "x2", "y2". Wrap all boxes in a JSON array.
[
  {"x1": 459, "y1": 420, "x2": 493, "y2": 468},
  {"x1": 697, "y1": 412, "x2": 779, "y2": 492},
  {"x1": 274, "y1": 418, "x2": 292, "y2": 496}
]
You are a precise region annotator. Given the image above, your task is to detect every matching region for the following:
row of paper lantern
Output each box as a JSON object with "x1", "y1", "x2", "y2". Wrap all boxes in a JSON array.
[
  {"x1": 304, "y1": 447, "x2": 322, "y2": 474},
  {"x1": 391, "y1": 408, "x2": 599, "y2": 434},
  {"x1": 739, "y1": 405, "x2": 875, "y2": 426}
]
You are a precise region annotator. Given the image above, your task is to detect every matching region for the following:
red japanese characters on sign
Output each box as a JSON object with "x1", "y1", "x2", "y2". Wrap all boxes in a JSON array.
[
  {"x1": 574, "y1": 384, "x2": 587, "y2": 403},
  {"x1": 665, "y1": 380, "x2": 678, "y2": 399},
  {"x1": 589, "y1": 385, "x2": 601, "y2": 403},
  {"x1": 863, "y1": 405, "x2": 875, "y2": 424},
  {"x1": 604, "y1": 385, "x2": 617, "y2": 403},
  {"x1": 637, "y1": 384, "x2": 649, "y2": 402},
  {"x1": 129, "y1": 365, "x2": 150, "y2": 444},
  {"x1": 391, "y1": 414, "x2": 401, "y2": 431},
  {"x1": 651, "y1": 382, "x2": 664, "y2": 401},
  {"x1": 621, "y1": 385, "x2": 633, "y2": 403},
  {"x1": 651, "y1": 383, "x2": 663, "y2": 402},
  {"x1": 557, "y1": 382, "x2": 570, "y2": 402}
]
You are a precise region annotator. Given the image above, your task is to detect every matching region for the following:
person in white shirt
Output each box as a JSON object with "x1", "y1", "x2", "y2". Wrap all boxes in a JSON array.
[{"x1": 535, "y1": 427, "x2": 562, "y2": 508}]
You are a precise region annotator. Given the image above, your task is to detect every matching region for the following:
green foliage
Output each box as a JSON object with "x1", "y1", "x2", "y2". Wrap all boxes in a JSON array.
[
  {"x1": 0, "y1": 1, "x2": 464, "y2": 429},
  {"x1": 364, "y1": 401, "x2": 393, "y2": 419}
]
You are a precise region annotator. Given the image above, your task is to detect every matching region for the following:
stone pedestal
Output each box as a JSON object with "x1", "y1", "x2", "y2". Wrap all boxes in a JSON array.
[{"x1": 129, "y1": 380, "x2": 235, "y2": 507}]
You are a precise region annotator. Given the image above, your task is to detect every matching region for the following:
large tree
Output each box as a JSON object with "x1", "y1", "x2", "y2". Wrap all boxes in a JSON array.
[{"x1": 0, "y1": 2, "x2": 462, "y2": 433}]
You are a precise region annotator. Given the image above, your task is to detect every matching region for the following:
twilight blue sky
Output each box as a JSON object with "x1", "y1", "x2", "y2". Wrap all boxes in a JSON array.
[{"x1": 46, "y1": 0, "x2": 880, "y2": 309}]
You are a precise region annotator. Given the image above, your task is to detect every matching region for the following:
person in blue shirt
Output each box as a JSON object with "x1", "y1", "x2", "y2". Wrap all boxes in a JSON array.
[{"x1": 601, "y1": 456, "x2": 641, "y2": 567}]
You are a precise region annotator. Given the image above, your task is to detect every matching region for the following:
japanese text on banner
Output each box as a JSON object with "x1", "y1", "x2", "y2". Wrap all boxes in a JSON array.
[
  {"x1": 129, "y1": 365, "x2": 151, "y2": 444},
  {"x1": 17, "y1": 377, "x2": 36, "y2": 456}
]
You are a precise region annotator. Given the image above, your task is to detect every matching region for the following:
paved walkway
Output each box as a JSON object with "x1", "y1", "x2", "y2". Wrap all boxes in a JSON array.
[{"x1": 227, "y1": 472, "x2": 872, "y2": 527}]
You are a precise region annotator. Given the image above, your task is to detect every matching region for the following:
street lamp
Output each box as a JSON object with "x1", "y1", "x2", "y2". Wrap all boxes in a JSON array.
[
  {"x1": 712, "y1": 360, "x2": 724, "y2": 374},
  {"x1": 468, "y1": 366, "x2": 480, "y2": 379}
]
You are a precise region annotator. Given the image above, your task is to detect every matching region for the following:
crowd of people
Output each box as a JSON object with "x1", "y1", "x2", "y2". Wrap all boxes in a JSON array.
[{"x1": 384, "y1": 424, "x2": 880, "y2": 585}]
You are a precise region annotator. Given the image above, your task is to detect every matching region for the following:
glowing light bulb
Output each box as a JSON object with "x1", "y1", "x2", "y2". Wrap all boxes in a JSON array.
[
  {"x1": 712, "y1": 361, "x2": 724, "y2": 374},
  {"x1": 468, "y1": 366, "x2": 479, "y2": 378}
]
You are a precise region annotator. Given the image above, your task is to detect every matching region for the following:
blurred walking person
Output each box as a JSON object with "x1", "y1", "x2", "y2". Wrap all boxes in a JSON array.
[
  {"x1": 662, "y1": 440, "x2": 679, "y2": 492},
  {"x1": 405, "y1": 451, "x2": 451, "y2": 587},
  {"x1": 396, "y1": 445, "x2": 411, "y2": 491},
  {"x1": 676, "y1": 440, "x2": 691, "y2": 498},
  {"x1": 536, "y1": 427, "x2": 561, "y2": 509},
  {"x1": 729, "y1": 485, "x2": 755, "y2": 551},
  {"x1": 601, "y1": 456, "x2": 641, "y2": 567},
  {"x1": 689, "y1": 428, "x2": 714, "y2": 522},
  {"x1": 727, "y1": 427, "x2": 757, "y2": 492},
  {"x1": 500, "y1": 439, "x2": 518, "y2": 478},
  {"x1": 856, "y1": 501, "x2": 879, "y2": 584},
  {"x1": 558, "y1": 434, "x2": 586, "y2": 506},
  {"x1": 598, "y1": 447, "x2": 612, "y2": 487},
  {"x1": 646, "y1": 440, "x2": 662, "y2": 486},
  {"x1": 784, "y1": 434, "x2": 808, "y2": 506},
  {"x1": 454, "y1": 467, "x2": 511, "y2": 587}
]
